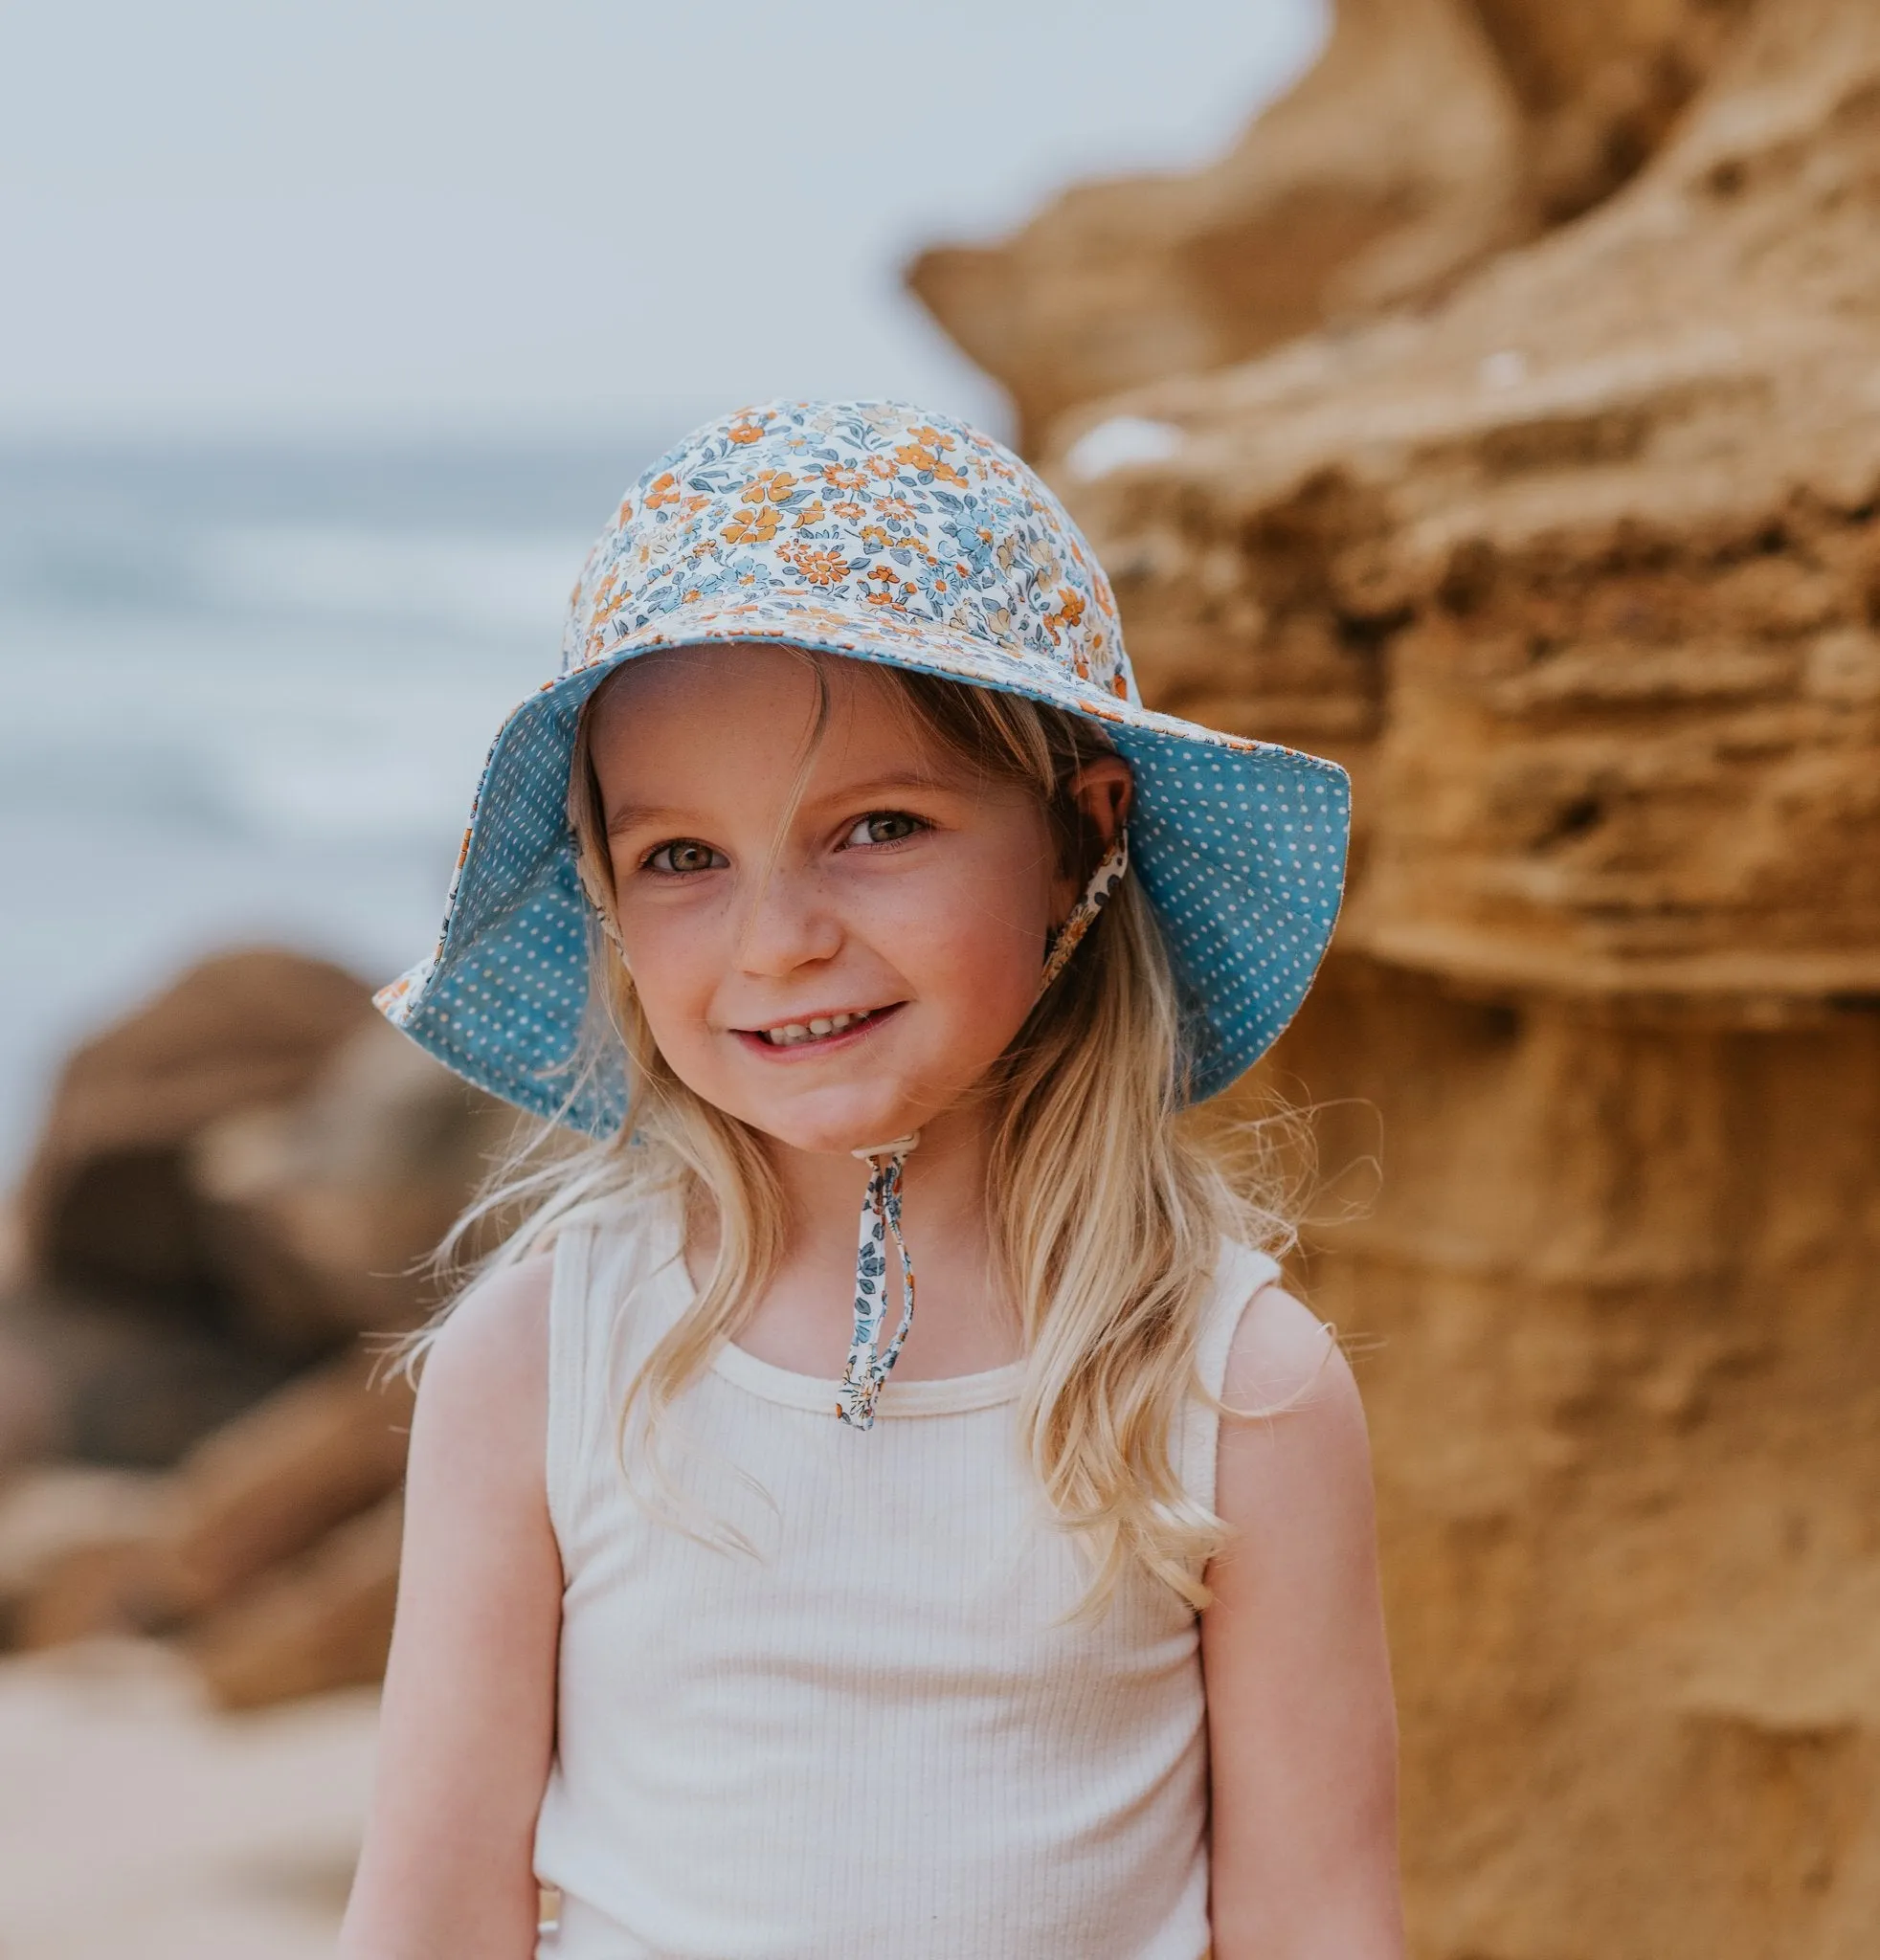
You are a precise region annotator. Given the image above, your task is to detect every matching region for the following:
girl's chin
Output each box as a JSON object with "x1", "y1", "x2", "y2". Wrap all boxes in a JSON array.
[
  {"x1": 752, "y1": 1117, "x2": 926, "y2": 1159},
  {"x1": 728, "y1": 1087, "x2": 944, "y2": 1159}
]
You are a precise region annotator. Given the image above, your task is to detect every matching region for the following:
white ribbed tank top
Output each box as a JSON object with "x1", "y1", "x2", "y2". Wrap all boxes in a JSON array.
[{"x1": 532, "y1": 1201, "x2": 1279, "y2": 1960}]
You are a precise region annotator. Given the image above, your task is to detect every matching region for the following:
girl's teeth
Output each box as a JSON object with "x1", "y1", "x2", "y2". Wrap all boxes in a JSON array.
[{"x1": 763, "y1": 1011, "x2": 866, "y2": 1046}]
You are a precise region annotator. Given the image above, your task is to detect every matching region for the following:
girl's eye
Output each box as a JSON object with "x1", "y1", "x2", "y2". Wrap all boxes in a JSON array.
[
  {"x1": 843, "y1": 812, "x2": 925, "y2": 848},
  {"x1": 643, "y1": 839, "x2": 727, "y2": 876}
]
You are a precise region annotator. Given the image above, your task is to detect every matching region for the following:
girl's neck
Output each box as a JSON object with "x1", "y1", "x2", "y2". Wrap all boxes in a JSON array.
[
  {"x1": 769, "y1": 1100, "x2": 993, "y2": 1271},
  {"x1": 717, "y1": 1101, "x2": 1021, "y2": 1382}
]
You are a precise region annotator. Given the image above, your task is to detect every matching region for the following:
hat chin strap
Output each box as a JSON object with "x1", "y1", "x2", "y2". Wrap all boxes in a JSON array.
[
  {"x1": 837, "y1": 1133, "x2": 921, "y2": 1429},
  {"x1": 1039, "y1": 834, "x2": 1130, "y2": 995},
  {"x1": 834, "y1": 831, "x2": 1130, "y2": 1430}
]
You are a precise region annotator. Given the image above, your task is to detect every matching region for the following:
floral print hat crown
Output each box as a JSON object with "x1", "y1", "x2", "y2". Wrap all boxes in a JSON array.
[{"x1": 377, "y1": 398, "x2": 1350, "y2": 1143}]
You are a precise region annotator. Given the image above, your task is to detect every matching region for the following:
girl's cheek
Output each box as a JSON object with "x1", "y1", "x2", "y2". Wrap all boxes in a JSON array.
[
  {"x1": 616, "y1": 914, "x2": 721, "y2": 1024},
  {"x1": 903, "y1": 898, "x2": 1045, "y2": 1013}
]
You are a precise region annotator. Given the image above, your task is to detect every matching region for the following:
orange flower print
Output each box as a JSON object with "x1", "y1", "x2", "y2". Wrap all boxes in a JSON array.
[
  {"x1": 791, "y1": 499, "x2": 826, "y2": 530},
  {"x1": 864, "y1": 456, "x2": 897, "y2": 479},
  {"x1": 1042, "y1": 586, "x2": 1085, "y2": 643},
  {"x1": 722, "y1": 506, "x2": 779, "y2": 545},
  {"x1": 907, "y1": 424, "x2": 957, "y2": 452},
  {"x1": 614, "y1": 496, "x2": 634, "y2": 526},
  {"x1": 780, "y1": 542, "x2": 848, "y2": 588},
  {"x1": 931, "y1": 460, "x2": 968, "y2": 487},
  {"x1": 741, "y1": 468, "x2": 798, "y2": 506},
  {"x1": 895, "y1": 442, "x2": 938, "y2": 472},
  {"x1": 727, "y1": 418, "x2": 766, "y2": 445},
  {"x1": 644, "y1": 472, "x2": 683, "y2": 510},
  {"x1": 831, "y1": 500, "x2": 864, "y2": 521},
  {"x1": 874, "y1": 496, "x2": 917, "y2": 525},
  {"x1": 822, "y1": 464, "x2": 869, "y2": 491},
  {"x1": 860, "y1": 523, "x2": 891, "y2": 550},
  {"x1": 863, "y1": 564, "x2": 914, "y2": 610}
]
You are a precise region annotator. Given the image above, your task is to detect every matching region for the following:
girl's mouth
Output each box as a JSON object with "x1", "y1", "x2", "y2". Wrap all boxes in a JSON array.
[{"x1": 734, "y1": 1004, "x2": 903, "y2": 1056}]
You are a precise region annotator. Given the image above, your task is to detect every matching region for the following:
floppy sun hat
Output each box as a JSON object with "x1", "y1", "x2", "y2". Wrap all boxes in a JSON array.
[{"x1": 376, "y1": 399, "x2": 1350, "y2": 1420}]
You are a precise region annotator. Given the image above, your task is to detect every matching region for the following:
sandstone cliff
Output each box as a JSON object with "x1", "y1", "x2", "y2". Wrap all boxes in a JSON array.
[
  {"x1": 910, "y1": 0, "x2": 1753, "y2": 449},
  {"x1": 921, "y1": 0, "x2": 1880, "y2": 1951}
]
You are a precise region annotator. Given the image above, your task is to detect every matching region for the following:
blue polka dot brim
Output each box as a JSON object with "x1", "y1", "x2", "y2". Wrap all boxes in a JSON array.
[{"x1": 375, "y1": 402, "x2": 1351, "y2": 1131}]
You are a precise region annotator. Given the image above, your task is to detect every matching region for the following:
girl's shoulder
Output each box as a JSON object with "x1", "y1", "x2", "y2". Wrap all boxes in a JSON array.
[
  {"x1": 1220, "y1": 1273, "x2": 1349, "y2": 1421},
  {"x1": 417, "y1": 1189, "x2": 677, "y2": 1412},
  {"x1": 422, "y1": 1254, "x2": 555, "y2": 1384},
  {"x1": 1206, "y1": 1234, "x2": 1346, "y2": 1418},
  {"x1": 405, "y1": 1253, "x2": 557, "y2": 1525}
]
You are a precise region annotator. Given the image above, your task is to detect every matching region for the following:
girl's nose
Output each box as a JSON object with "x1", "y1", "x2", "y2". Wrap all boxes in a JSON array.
[{"x1": 733, "y1": 865, "x2": 843, "y2": 975}]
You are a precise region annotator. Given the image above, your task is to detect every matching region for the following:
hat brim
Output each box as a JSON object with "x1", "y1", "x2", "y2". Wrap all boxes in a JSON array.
[{"x1": 375, "y1": 598, "x2": 1350, "y2": 1131}]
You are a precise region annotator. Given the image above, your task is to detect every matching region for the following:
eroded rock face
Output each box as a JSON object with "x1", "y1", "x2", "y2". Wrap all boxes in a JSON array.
[
  {"x1": 1265, "y1": 961, "x2": 1880, "y2": 1956},
  {"x1": 926, "y1": 0, "x2": 1880, "y2": 1949},
  {"x1": 1054, "y1": 0, "x2": 1880, "y2": 1006},
  {"x1": 909, "y1": 0, "x2": 1751, "y2": 449}
]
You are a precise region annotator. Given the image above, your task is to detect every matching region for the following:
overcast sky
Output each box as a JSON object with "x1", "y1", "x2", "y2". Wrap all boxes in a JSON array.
[{"x1": 0, "y1": 0, "x2": 1323, "y2": 441}]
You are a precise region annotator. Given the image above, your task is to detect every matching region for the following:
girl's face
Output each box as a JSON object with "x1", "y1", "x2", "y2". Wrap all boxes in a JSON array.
[{"x1": 587, "y1": 644, "x2": 1120, "y2": 1158}]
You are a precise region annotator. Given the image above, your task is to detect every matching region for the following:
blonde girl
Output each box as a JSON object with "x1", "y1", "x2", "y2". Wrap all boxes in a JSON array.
[{"x1": 340, "y1": 401, "x2": 1401, "y2": 1960}]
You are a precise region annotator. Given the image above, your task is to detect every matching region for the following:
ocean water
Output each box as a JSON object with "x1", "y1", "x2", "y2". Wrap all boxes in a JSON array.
[{"x1": 0, "y1": 435, "x2": 675, "y2": 1180}]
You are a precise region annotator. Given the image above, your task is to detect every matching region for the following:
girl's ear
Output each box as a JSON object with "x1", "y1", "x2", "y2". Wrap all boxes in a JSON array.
[
  {"x1": 1050, "y1": 755, "x2": 1135, "y2": 924},
  {"x1": 1070, "y1": 755, "x2": 1134, "y2": 848}
]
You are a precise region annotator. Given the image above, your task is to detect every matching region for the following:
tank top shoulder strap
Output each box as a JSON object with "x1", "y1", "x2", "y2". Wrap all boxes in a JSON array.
[
  {"x1": 544, "y1": 1194, "x2": 689, "y2": 1562},
  {"x1": 1175, "y1": 1236, "x2": 1285, "y2": 1522}
]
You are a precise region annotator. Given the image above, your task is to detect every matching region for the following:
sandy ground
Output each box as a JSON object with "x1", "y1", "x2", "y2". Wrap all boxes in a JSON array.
[{"x1": 0, "y1": 1639, "x2": 377, "y2": 1960}]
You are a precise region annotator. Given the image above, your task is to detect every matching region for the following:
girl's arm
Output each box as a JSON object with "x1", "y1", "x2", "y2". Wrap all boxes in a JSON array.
[
  {"x1": 339, "y1": 1256, "x2": 562, "y2": 1960},
  {"x1": 1201, "y1": 1285, "x2": 1405, "y2": 1960}
]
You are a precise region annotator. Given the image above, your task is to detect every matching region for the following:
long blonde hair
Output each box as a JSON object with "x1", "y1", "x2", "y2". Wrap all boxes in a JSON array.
[{"x1": 436, "y1": 653, "x2": 1302, "y2": 1610}]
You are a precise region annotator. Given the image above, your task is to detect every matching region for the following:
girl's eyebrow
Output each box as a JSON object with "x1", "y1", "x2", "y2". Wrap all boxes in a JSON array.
[
  {"x1": 605, "y1": 770, "x2": 963, "y2": 839},
  {"x1": 802, "y1": 767, "x2": 961, "y2": 805},
  {"x1": 604, "y1": 801, "x2": 693, "y2": 839}
]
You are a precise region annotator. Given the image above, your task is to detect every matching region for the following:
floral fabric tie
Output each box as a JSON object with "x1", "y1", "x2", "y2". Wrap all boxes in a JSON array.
[
  {"x1": 834, "y1": 834, "x2": 1130, "y2": 1429},
  {"x1": 837, "y1": 1137, "x2": 919, "y2": 1429}
]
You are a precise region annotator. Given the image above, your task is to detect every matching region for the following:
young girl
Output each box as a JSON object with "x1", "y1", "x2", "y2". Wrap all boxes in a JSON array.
[{"x1": 340, "y1": 401, "x2": 1401, "y2": 1959}]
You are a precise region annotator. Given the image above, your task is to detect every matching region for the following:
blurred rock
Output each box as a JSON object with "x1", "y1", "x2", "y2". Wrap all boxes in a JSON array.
[
  {"x1": 0, "y1": 1286, "x2": 297, "y2": 1470},
  {"x1": 2, "y1": 1345, "x2": 414, "y2": 1706},
  {"x1": 0, "y1": 1465, "x2": 170, "y2": 1648},
  {"x1": 910, "y1": 0, "x2": 1749, "y2": 449},
  {"x1": 1472, "y1": 0, "x2": 1756, "y2": 224},
  {"x1": 151, "y1": 1345, "x2": 413, "y2": 1624},
  {"x1": 17, "y1": 948, "x2": 373, "y2": 1309},
  {"x1": 2, "y1": 947, "x2": 502, "y2": 1485},
  {"x1": 189, "y1": 1492, "x2": 403, "y2": 1711},
  {"x1": 0, "y1": 1322, "x2": 60, "y2": 1475},
  {"x1": 191, "y1": 1015, "x2": 516, "y2": 1349}
]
